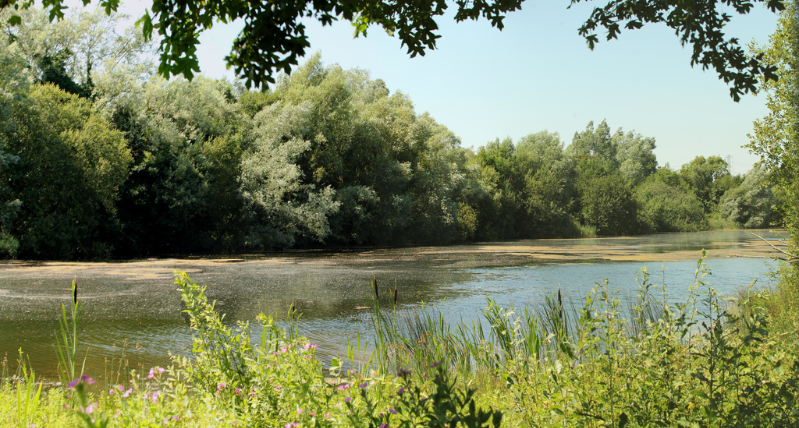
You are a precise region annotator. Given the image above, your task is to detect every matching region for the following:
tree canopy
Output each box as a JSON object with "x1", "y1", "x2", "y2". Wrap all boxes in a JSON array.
[{"x1": 0, "y1": 0, "x2": 788, "y2": 100}]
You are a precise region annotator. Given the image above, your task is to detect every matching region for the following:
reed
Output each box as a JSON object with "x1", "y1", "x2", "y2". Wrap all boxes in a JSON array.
[{"x1": 55, "y1": 277, "x2": 88, "y2": 387}]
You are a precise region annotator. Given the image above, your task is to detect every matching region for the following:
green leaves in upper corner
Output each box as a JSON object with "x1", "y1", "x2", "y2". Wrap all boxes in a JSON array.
[{"x1": 571, "y1": 0, "x2": 787, "y2": 101}]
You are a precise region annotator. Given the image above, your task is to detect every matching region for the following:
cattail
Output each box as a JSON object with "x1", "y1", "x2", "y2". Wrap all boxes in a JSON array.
[
  {"x1": 72, "y1": 276, "x2": 78, "y2": 304},
  {"x1": 557, "y1": 283, "x2": 563, "y2": 323},
  {"x1": 290, "y1": 298, "x2": 296, "y2": 314},
  {"x1": 372, "y1": 276, "x2": 379, "y2": 300},
  {"x1": 393, "y1": 286, "x2": 398, "y2": 305}
]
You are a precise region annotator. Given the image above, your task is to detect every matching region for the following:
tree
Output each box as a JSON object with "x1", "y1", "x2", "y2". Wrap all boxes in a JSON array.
[
  {"x1": 717, "y1": 165, "x2": 777, "y2": 228},
  {"x1": 748, "y1": 0, "x2": 799, "y2": 248},
  {"x1": 2, "y1": 7, "x2": 153, "y2": 91},
  {"x1": 4, "y1": 84, "x2": 132, "y2": 258},
  {"x1": 679, "y1": 155, "x2": 732, "y2": 213},
  {"x1": 0, "y1": 0, "x2": 786, "y2": 99},
  {"x1": 635, "y1": 179, "x2": 707, "y2": 232}
]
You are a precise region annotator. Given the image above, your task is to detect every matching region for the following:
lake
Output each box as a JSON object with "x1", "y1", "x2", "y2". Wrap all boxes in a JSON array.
[{"x1": 0, "y1": 230, "x2": 786, "y2": 380}]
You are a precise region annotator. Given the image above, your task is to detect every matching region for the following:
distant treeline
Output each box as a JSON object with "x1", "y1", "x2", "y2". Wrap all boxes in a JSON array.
[{"x1": 0, "y1": 9, "x2": 781, "y2": 259}]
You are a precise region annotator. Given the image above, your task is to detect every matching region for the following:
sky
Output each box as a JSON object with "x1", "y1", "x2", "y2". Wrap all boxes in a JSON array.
[{"x1": 85, "y1": 0, "x2": 781, "y2": 174}]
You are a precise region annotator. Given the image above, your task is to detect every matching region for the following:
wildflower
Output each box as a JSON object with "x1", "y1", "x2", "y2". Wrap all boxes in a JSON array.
[
  {"x1": 81, "y1": 374, "x2": 96, "y2": 384},
  {"x1": 163, "y1": 419, "x2": 168, "y2": 426},
  {"x1": 344, "y1": 397, "x2": 351, "y2": 403},
  {"x1": 117, "y1": 385, "x2": 124, "y2": 392},
  {"x1": 389, "y1": 409, "x2": 398, "y2": 415},
  {"x1": 397, "y1": 387, "x2": 405, "y2": 395},
  {"x1": 379, "y1": 424, "x2": 388, "y2": 428},
  {"x1": 152, "y1": 390, "x2": 161, "y2": 404},
  {"x1": 430, "y1": 360, "x2": 442, "y2": 368},
  {"x1": 303, "y1": 343, "x2": 311, "y2": 350},
  {"x1": 109, "y1": 388, "x2": 115, "y2": 396},
  {"x1": 280, "y1": 346, "x2": 288, "y2": 353},
  {"x1": 250, "y1": 389, "x2": 256, "y2": 398},
  {"x1": 275, "y1": 385, "x2": 281, "y2": 391},
  {"x1": 336, "y1": 383, "x2": 350, "y2": 390},
  {"x1": 359, "y1": 382, "x2": 368, "y2": 389},
  {"x1": 68, "y1": 378, "x2": 79, "y2": 388},
  {"x1": 172, "y1": 416, "x2": 180, "y2": 421},
  {"x1": 297, "y1": 408, "x2": 303, "y2": 415},
  {"x1": 217, "y1": 382, "x2": 227, "y2": 391},
  {"x1": 397, "y1": 369, "x2": 411, "y2": 377},
  {"x1": 122, "y1": 388, "x2": 133, "y2": 398},
  {"x1": 84, "y1": 403, "x2": 96, "y2": 414},
  {"x1": 324, "y1": 413, "x2": 332, "y2": 419},
  {"x1": 235, "y1": 388, "x2": 241, "y2": 395},
  {"x1": 310, "y1": 412, "x2": 316, "y2": 417}
]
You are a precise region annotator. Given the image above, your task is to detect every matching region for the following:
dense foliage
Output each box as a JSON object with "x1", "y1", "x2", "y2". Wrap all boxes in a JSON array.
[{"x1": 0, "y1": 8, "x2": 781, "y2": 259}]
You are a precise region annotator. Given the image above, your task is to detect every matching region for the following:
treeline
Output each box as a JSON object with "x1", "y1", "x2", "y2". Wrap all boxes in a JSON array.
[{"x1": 0, "y1": 9, "x2": 781, "y2": 259}]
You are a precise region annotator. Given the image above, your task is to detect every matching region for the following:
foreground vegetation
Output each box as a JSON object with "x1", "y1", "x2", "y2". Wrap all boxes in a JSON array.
[{"x1": 1, "y1": 253, "x2": 797, "y2": 427}]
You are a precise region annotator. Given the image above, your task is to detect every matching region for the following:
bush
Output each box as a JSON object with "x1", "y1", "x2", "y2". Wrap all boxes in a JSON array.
[{"x1": 636, "y1": 180, "x2": 708, "y2": 232}]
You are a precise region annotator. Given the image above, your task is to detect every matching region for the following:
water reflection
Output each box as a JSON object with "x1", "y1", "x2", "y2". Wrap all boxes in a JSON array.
[{"x1": 0, "y1": 230, "x2": 784, "y2": 379}]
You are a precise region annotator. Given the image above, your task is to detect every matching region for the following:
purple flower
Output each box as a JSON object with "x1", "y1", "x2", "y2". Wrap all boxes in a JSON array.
[
  {"x1": 430, "y1": 360, "x2": 443, "y2": 368},
  {"x1": 389, "y1": 408, "x2": 398, "y2": 415},
  {"x1": 81, "y1": 374, "x2": 96, "y2": 384},
  {"x1": 379, "y1": 424, "x2": 388, "y2": 428},
  {"x1": 397, "y1": 387, "x2": 405, "y2": 395},
  {"x1": 359, "y1": 382, "x2": 368, "y2": 389},
  {"x1": 152, "y1": 390, "x2": 160, "y2": 404},
  {"x1": 117, "y1": 385, "x2": 124, "y2": 392},
  {"x1": 297, "y1": 408, "x2": 303, "y2": 415},
  {"x1": 122, "y1": 388, "x2": 133, "y2": 398},
  {"x1": 84, "y1": 403, "x2": 96, "y2": 414},
  {"x1": 68, "y1": 378, "x2": 79, "y2": 388},
  {"x1": 336, "y1": 383, "x2": 350, "y2": 390},
  {"x1": 324, "y1": 413, "x2": 332, "y2": 419},
  {"x1": 344, "y1": 397, "x2": 351, "y2": 403},
  {"x1": 397, "y1": 369, "x2": 411, "y2": 377},
  {"x1": 217, "y1": 382, "x2": 226, "y2": 391},
  {"x1": 172, "y1": 416, "x2": 181, "y2": 421}
]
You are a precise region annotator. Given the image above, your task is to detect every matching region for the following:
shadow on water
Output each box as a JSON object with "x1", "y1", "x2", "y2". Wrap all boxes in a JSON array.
[{"x1": 0, "y1": 229, "x2": 784, "y2": 379}]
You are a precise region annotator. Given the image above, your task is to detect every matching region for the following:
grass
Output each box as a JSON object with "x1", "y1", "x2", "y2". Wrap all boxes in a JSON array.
[{"x1": 0, "y1": 253, "x2": 798, "y2": 427}]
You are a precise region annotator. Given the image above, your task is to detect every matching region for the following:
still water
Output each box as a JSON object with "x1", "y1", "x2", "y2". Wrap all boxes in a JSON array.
[{"x1": 0, "y1": 230, "x2": 785, "y2": 379}]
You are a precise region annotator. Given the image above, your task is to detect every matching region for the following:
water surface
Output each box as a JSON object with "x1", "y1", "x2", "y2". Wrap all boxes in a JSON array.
[{"x1": 0, "y1": 230, "x2": 785, "y2": 379}]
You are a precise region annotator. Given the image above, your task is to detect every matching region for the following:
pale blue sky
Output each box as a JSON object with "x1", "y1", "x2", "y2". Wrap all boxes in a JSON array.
[{"x1": 104, "y1": 1, "x2": 780, "y2": 173}]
